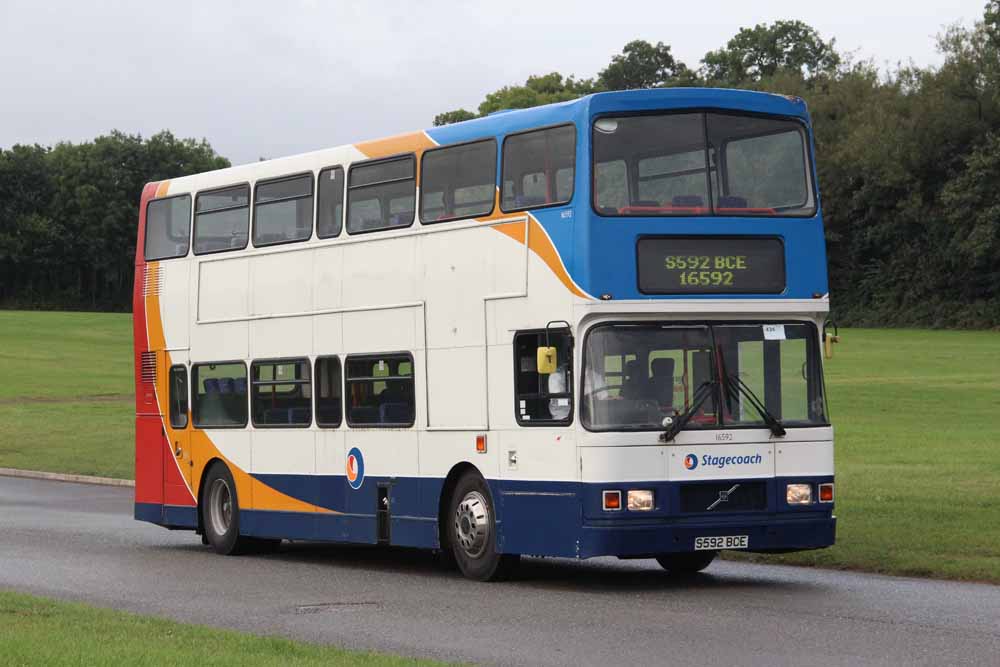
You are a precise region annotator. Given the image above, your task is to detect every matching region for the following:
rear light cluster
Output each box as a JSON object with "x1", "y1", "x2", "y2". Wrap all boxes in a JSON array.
[
  {"x1": 786, "y1": 482, "x2": 834, "y2": 505},
  {"x1": 602, "y1": 489, "x2": 654, "y2": 511}
]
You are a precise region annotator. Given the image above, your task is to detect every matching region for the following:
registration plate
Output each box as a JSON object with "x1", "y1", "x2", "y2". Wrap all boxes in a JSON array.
[{"x1": 694, "y1": 535, "x2": 749, "y2": 550}]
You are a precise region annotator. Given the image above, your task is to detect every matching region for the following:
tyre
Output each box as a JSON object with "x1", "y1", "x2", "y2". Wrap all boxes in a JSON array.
[
  {"x1": 656, "y1": 551, "x2": 717, "y2": 574},
  {"x1": 201, "y1": 461, "x2": 275, "y2": 555},
  {"x1": 446, "y1": 472, "x2": 519, "y2": 581}
]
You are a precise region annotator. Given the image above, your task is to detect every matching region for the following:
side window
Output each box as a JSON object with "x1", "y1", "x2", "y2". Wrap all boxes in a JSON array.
[
  {"x1": 419, "y1": 139, "x2": 497, "y2": 223},
  {"x1": 345, "y1": 354, "x2": 414, "y2": 427},
  {"x1": 594, "y1": 160, "x2": 628, "y2": 213},
  {"x1": 168, "y1": 365, "x2": 189, "y2": 428},
  {"x1": 145, "y1": 195, "x2": 191, "y2": 261},
  {"x1": 251, "y1": 359, "x2": 311, "y2": 427},
  {"x1": 192, "y1": 362, "x2": 248, "y2": 428},
  {"x1": 501, "y1": 125, "x2": 576, "y2": 212},
  {"x1": 514, "y1": 330, "x2": 573, "y2": 425},
  {"x1": 253, "y1": 174, "x2": 313, "y2": 247},
  {"x1": 317, "y1": 166, "x2": 345, "y2": 238},
  {"x1": 194, "y1": 185, "x2": 250, "y2": 255},
  {"x1": 315, "y1": 356, "x2": 343, "y2": 428},
  {"x1": 347, "y1": 156, "x2": 415, "y2": 234}
]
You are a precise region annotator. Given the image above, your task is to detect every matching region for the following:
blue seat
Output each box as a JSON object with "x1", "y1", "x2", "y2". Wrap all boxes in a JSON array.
[
  {"x1": 233, "y1": 377, "x2": 247, "y2": 395},
  {"x1": 350, "y1": 406, "x2": 380, "y2": 425},
  {"x1": 672, "y1": 195, "x2": 704, "y2": 207},
  {"x1": 218, "y1": 378, "x2": 234, "y2": 394},
  {"x1": 204, "y1": 378, "x2": 220, "y2": 394},
  {"x1": 379, "y1": 402, "x2": 412, "y2": 424},
  {"x1": 514, "y1": 195, "x2": 547, "y2": 208},
  {"x1": 718, "y1": 196, "x2": 749, "y2": 208}
]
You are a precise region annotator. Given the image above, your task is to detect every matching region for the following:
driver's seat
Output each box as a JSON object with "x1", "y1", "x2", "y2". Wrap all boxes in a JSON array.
[{"x1": 649, "y1": 358, "x2": 675, "y2": 409}]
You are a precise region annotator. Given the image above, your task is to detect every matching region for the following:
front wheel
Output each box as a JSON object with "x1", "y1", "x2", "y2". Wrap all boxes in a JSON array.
[
  {"x1": 447, "y1": 473, "x2": 519, "y2": 581},
  {"x1": 656, "y1": 551, "x2": 717, "y2": 574}
]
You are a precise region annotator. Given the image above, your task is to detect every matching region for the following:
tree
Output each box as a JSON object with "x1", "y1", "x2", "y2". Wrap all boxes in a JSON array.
[
  {"x1": 478, "y1": 72, "x2": 599, "y2": 115},
  {"x1": 0, "y1": 131, "x2": 228, "y2": 311},
  {"x1": 433, "y1": 73, "x2": 600, "y2": 125},
  {"x1": 598, "y1": 40, "x2": 695, "y2": 90},
  {"x1": 701, "y1": 20, "x2": 840, "y2": 85},
  {"x1": 433, "y1": 109, "x2": 477, "y2": 126}
]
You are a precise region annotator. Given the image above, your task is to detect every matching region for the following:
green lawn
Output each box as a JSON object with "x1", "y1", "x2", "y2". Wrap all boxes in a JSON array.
[
  {"x1": 0, "y1": 590, "x2": 443, "y2": 666},
  {"x1": 732, "y1": 327, "x2": 1000, "y2": 582},
  {"x1": 0, "y1": 311, "x2": 998, "y2": 582},
  {"x1": 0, "y1": 311, "x2": 134, "y2": 479}
]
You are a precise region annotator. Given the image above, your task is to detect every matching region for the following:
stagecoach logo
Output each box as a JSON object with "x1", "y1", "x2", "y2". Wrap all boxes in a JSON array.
[
  {"x1": 346, "y1": 447, "x2": 365, "y2": 490},
  {"x1": 683, "y1": 454, "x2": 699, "y2": 470}
]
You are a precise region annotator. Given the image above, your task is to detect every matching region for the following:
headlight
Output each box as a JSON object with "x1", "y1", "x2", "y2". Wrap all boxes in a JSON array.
[
  {"x1": 786, "y1": 483, "x2": 813, "y2": 505},
  {"x1": 627, "y1": 489, "x2": 654, "y2": 511}
]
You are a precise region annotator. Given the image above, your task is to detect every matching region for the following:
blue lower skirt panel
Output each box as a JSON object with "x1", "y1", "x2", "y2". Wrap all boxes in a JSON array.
[
  {"x1": 134, "y1": 474, "x2": 836, "y2": 558},
  {"x1": 135, "y1": 502, "x2": 198, "y2": 529}
]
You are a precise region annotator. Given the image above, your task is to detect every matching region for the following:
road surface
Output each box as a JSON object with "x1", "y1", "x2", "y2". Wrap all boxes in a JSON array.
[{"x1": 1, "y1": 475, "x2": 998, "y2": 666}]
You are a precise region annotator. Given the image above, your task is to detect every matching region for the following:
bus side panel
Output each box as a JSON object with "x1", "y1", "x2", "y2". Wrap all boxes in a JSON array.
[
  {"x1": 492, "y1": 480, "x2": 582, "y2": 557},
  {"x1": 134, "y1": 415, "x2": 164, "y2": 520}
]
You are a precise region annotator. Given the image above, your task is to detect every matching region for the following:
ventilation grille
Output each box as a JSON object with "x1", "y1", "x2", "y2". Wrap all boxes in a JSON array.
[
  {"x1": 142, "y1": 264, "x2": 162, "y2": 296},
  {"x1": 140, "y1": 351, "x2": 157, "y2": 384},
  {"x1": 679, "y1": 481, "x2": 767, "y2": 514}
]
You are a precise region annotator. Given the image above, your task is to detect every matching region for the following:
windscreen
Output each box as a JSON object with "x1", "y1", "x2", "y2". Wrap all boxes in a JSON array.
[
  {"x1": 593, "y1": 113, "x2": 815, "y2": 217},
  {"x1": 582, "y1": 322, "x2": 827, "y2": 430}
]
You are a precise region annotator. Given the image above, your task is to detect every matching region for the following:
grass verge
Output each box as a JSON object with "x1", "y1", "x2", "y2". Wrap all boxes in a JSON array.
[
  {"x1": 0, "y1": 590, "x2": 444, "y2": 666},
  {"x1": 729, "y1": 327, "x2": 1000, "y2": 583}
]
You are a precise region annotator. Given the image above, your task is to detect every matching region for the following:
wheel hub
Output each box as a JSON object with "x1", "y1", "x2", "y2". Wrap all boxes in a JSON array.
[
  {"x1": 208, "y1": 478, "x2": 233, "y2": 536},
  {"x1": 454, "y1": 491, "x2": 490, "y2": 559}
]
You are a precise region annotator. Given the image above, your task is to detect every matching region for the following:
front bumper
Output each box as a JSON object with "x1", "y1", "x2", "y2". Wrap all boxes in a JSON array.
[{"x1": 577, "y1": 513, "x2": 836, "y2": 559}]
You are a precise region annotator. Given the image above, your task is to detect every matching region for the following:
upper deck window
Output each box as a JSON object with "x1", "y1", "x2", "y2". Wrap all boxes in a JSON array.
[
  {"x1": 592, "y1": 113, "x2": 815, "y2": 217},
  {"x1": 253, "y1": 174, "x2": 313, "y2": 247},
  {"x1": 145, "y1": 195, "x2": 191, "y2": 261},
  {"x1": 317, "y1": 166, "x2": 345, "y2": 238},
  {"x1": 194, "y1": 185, "x2": 250, "y2": 254},
  {"x1": 420, "y1": 139, "x2": 497, "y2": 223},
  {"x1": 501, "y1": 125, "x2": 575, "y2": 212},
  {"x1": 347, "y1": 155, "x2": 415, "y2": 234}
]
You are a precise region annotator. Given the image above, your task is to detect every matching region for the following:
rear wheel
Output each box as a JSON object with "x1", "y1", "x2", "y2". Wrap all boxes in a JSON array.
[
  {"x1": 656, "y1": 551, "x2": 717, "y2": 574},
  {"x1": 447, "y1": 473, "x2": 519, "y2": 581},
  {"x1": 201, "y1": 462, "x2": 277, "y2": 555}
]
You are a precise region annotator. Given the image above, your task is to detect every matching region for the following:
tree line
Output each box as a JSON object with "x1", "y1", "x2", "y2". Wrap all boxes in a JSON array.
[
  {"x1": 2, "y1": 4, "x2": 998, "y2": 325},
  {"x1": 0, "y1": 132, "x2": 228, "y2": 311}
]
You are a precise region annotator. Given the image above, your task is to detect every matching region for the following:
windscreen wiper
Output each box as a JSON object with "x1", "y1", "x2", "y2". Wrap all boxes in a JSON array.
[
  {"x1": 659, "y1": 380, "x2": 716, "y2": 443},
  {"x1": 722, "y1": 373, "x2": 786, "y2": 437}
]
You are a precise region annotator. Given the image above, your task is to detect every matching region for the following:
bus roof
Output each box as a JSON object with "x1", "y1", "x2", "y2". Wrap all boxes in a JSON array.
[{"x1": 155, "y1": 88, "x2": 811, "y2": 193}]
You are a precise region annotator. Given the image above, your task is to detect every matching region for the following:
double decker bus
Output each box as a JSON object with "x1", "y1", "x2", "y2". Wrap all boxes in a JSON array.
[{"x1": 133, "y1": 88, "x2": 835, "y2": 581}]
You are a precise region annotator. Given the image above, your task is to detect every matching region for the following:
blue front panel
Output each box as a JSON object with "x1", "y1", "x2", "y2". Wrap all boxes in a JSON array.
[{"x1": 426, "y1": 88, "x2": 827, "y2": 303}]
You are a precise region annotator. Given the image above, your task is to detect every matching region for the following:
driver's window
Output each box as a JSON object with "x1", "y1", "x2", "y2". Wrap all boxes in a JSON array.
[{"x1": 514, "y1": 330, "x2": 573, "y2": 426}]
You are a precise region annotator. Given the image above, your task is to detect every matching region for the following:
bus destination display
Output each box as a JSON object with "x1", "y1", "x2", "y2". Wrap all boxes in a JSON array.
[{"x1": 637, "y1": 237, "x2": 785, "y2": 294}]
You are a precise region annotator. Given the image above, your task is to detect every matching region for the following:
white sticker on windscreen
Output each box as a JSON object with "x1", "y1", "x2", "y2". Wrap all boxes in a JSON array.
[{"x1": 763, "y1": 324, "x2": 786, "y2": 340}]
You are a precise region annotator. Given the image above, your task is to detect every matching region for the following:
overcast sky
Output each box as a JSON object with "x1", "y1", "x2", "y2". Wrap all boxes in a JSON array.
[{"x1": 0, "y1": 0, "x2": 984, "y2": 165}]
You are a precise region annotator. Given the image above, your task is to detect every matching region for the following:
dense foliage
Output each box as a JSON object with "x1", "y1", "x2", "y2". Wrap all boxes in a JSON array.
[
  {"x1": 435, "y1": 7, "x2": 1000, "y2": 327},
  {"x1": 0, "y1": 132, "x2": 228, "y2": 311}
]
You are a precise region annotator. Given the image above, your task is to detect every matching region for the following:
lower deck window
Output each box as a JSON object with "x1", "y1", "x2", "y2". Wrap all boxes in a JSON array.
[
  {"x1": 514, "y1": 330, "x2": 573, "y2": 425},
  {"x1": 192, "y1": 362, "x2": 248, "y2": 428},
  {"x1": 251, "y1": 359, "x2": 311, "y2": 427},
  {"x1": 315, "y1": 356, "x2": 343, "y2": 427},
  {"x1": 345, "y1": 354, "x2": 414, "y2": 427}
]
